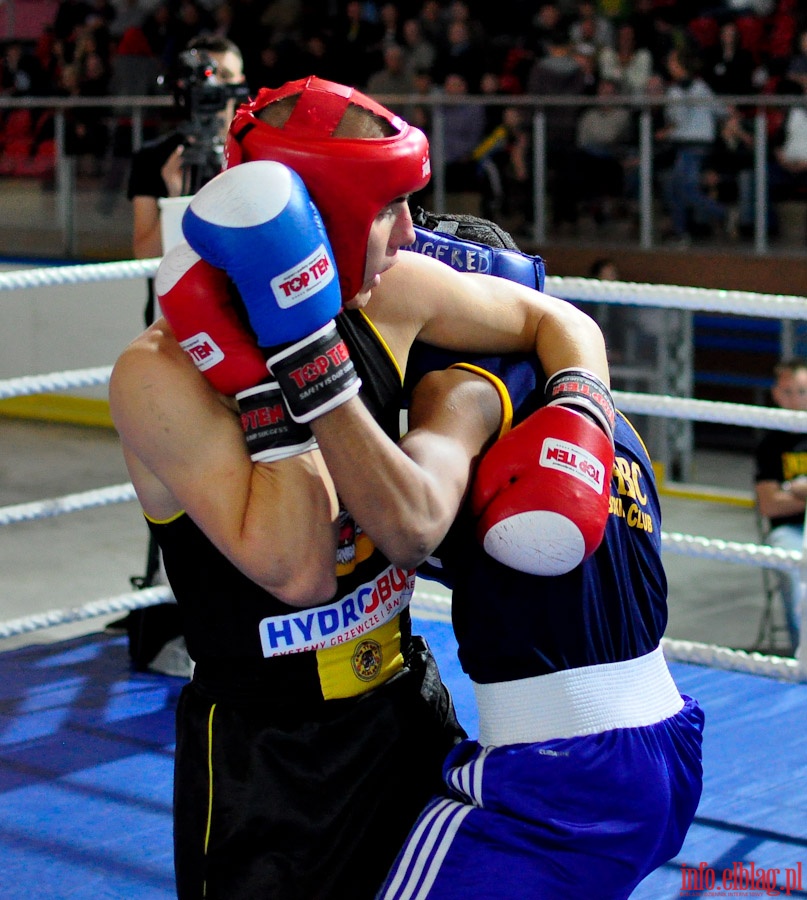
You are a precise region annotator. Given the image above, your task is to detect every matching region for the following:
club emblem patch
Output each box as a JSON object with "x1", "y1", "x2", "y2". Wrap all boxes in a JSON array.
[{"x1": 352, "y1": 640, "x2": 382, "y2": 681}]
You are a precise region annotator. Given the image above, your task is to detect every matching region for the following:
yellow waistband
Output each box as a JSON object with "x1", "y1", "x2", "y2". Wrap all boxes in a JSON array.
[{"x1": 316, "y1": 615, "x2": 404, "y2": 700}]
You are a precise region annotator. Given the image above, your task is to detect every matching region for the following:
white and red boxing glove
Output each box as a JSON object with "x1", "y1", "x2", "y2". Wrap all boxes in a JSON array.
[
  {"x1": 182, "y1": 160, "x2": 361, "y2": 423},
  {"x1": 471, "y1": 404, "x2": 615, "y2": 576},
  {"x1": 156, "y1": 241, "x2": 317, "y2": 462}
]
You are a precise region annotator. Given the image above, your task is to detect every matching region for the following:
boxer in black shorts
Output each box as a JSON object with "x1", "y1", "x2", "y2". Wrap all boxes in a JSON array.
[{"x1": 110, "y1": 75, "x2": 610, "y2": 899}]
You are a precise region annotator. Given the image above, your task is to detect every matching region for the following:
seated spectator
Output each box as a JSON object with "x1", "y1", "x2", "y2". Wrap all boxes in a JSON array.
[
  {"x1": 401, "y1": 16, "x2": 436, "y2": 78},
  {"x1": 366, "y1": 43, "x2": 415, "y2": 105},
  {"x1": 472, "y1": 75, "x2": 531, "y2": 222},
  {"x1": 754, "y1": 357, "x2": 807, "y2": 653},
  {"x1": 551, "y1": 77, "x2": 634, "y2": 228},
  {"x1": 702, "y1": 105, "x2": 755, "y2": 239}
]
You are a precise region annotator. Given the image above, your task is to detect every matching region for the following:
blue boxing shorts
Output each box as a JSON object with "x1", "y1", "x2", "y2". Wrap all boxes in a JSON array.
[{"x1": 377, "y1": 695, "x2": 704, "y2": 900}]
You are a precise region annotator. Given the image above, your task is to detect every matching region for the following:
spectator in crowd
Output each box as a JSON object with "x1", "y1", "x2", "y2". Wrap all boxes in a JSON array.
[
  {"x1": 470, "y1": 72, "x2": 529, "y2": 221},
  {"x1": 377, "y1": 1, "x2": 405, "y2": 50},
  {"x1": 444, "y1": 0, "x2": 487, "y2": 51},
  {"x1": 401, "y1": 16, "x2": 437, "y2": 77},
  {"x1": 141, "y1": 2, "x2": 179, "y2": 72},
  {"x1": 529, "y1": 1, "x2": 564, "y2": 60},
  {"x1": 767, "y1": 74, "x2": 807, "y2": 211},
  {"x1": 527, "y1": 25, "x2": 587, "y2": 229},
  {"x1": 366, "y1": 43, "x2": 416, "y2": 103},
  {"x1": 701, "y1": 17, "x2": 759, "y2": 98},
  {"x1": 786, "y1": 28, "x2": 807, "y2": 92},
  {"x1": 702, "y1": 104, "x2": 756, "y2": 239},
  {"x1": 568, "y1": 0, "x2": 614, "y2": 54},
  {"x1": 550, "y1": 77, "x2": 634, "y2": 229},
  {"x1": 328, "y1": 0, "x2": 383, "y2": 87},
  {"x1": 440, "y1": 71, "x2": 487, "y2": 193},
  {"x1": 589, "y1": 256, "x2": 620, "y2": 280},
  {"x1": 432, "y1": 18, "x2": 487, "y2": 90},
  {"x1": 417, "y1": 0, "x2": 446, "y2": 49},
  {"x1": 0, "y1": 40, "x2": 47, "y2": 97},
  {"x1": 403, "y1": 66, "x2": 438, "y2": 134},
  {"x1": 633, "y1": 4, "x2": 683, "y2": 74},
  {"x1": 296, "y1": 30, "x2": 342, "y2": 83},
  {"x1": 577, "y1": 77, "x2": 633, "y2": 205},
  {"x1": 598, "y1": 21, "x2": 653, "y2": 95},
  {"x1": 572, "y1": 40, "x2": 599, "y2": 95},
  {"x1": 754, "y1": 357, "x2": 807, "y2": 653},
  {"x1": 658, "y1": 47, "x2": 729, "y2": 246},
  {"x1": 106, "y1": 0, "x2": 143, "y2": 42}
]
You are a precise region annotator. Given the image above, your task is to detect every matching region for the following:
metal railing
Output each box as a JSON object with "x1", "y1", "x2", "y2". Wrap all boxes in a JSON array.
[{"x1": 0, "y1": 91, "x2": 804, "y2": 257}]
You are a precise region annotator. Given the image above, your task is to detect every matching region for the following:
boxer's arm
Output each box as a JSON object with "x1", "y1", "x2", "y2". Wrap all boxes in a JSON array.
[
  {"x1": 109, "y1": 327, "x2": 339, "y2": 606},
  {"x1": 370, "y1": 251, "x2": 610, "y2": 391},
  {"x1": 311, "y1": 367, "x2": 503, "y2": 569}
]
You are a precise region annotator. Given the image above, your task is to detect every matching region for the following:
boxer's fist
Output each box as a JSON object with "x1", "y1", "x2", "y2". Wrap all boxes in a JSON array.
[
  {"x1": 157, "y1": 241, "x2": 266, "y2": 396},
  {"x1": 471, "y1": 406, "x2": 614, "y2": 576},
  {"x1": 157, "y1": 242, "x2": 317, "y2": 461},
  {"x1": 181, "y1": 160, "x2": 342, "y2": 348}
]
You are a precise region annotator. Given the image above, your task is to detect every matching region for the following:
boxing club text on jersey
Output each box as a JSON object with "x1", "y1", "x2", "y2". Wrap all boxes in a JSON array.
[
  {"x1": 609, "y1": 454, "x2": 655, "y2": 533},
  {"x1": 258, "y1": 564, "x2": 416, "y2": 656}
]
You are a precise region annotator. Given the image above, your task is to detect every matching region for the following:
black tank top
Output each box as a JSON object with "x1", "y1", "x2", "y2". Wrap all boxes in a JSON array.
[{"x1": 148, "y1": 310, "x2": 409, "y2": 698}]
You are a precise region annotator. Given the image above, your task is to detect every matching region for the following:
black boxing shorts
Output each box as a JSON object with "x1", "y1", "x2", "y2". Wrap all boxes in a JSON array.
[{"x1": 173, "y1": 636, "x2": 466, "y2": 900}]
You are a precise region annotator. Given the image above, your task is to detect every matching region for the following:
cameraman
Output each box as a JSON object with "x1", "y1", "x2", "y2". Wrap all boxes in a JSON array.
[
  {"x1": 128, "y1": 35, "x2": 246, "y2": 259},
  {"x1": 123, "y1": 35, "x2": 245, "y2": 676}
]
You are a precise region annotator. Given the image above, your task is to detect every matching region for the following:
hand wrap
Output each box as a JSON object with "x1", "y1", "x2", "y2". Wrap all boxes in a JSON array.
[
  {"x1": 544, "y1": 367, "x2": 615, "y2": 443},
  {"x1": 266, "y1": 321, "x2": 362, "y2": 423}
]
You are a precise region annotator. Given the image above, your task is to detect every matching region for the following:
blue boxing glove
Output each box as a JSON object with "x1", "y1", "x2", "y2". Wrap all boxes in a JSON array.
[{"x1": 182, "y1": 160, "x2": 361, "y2": 423}]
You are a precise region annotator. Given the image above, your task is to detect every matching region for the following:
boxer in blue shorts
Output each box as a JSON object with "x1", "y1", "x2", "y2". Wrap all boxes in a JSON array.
[{"x1": 375, "y1": 293, "x2": 704, "y2": 896}]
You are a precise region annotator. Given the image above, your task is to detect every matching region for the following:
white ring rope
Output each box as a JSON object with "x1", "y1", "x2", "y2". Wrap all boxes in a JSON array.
[
  {"x1": 0, "y1": 258, "x2": 160, "y2": 293},
  {"x1": 0, "y1": 366, "x2": 113, "y2": 399},
  {"x1": 0, "y1": 586, "x2": 173, "y2": 640},
  {"x1": 546, "y1": 275, "x2": 807, "y2": 321},
  {"x1": 1, "y1": 261, "x2": 805, "y2": 677},
  {"x1": 0, "y1": 483, "x2": 136, "y2": 526},
  {"x1": 412, "y1": 591, "x2": 805, "y2": 682},
  {"x1": 0, "y1": 262, "x2": 806, "y2": 320}
]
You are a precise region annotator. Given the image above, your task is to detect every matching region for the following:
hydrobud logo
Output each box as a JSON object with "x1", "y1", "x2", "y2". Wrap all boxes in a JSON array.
[{"x1": 680, "y1": 861, "x2": 803, "y2": 896}]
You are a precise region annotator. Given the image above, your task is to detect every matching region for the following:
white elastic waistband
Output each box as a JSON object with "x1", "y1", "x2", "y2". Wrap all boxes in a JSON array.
[{"x1": 473, "y1": 645, "x2": 684, "y2": 746}]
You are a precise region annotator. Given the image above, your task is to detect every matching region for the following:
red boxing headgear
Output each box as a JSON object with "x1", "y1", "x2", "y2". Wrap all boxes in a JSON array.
[{"x1": 224, "y1": 76, "x2": 431, "y2": 301}]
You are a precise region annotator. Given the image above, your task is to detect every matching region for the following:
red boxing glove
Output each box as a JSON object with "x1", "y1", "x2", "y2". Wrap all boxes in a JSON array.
[
  {"x1": 156, "y1": 242, "x2": 317, "y2": 461},
  {"x1": 471, "y1": 405, "x2": 615, "y2": 576},
  {"x1": 156, "y1": 241, "x2": 267, "y2": 396}
]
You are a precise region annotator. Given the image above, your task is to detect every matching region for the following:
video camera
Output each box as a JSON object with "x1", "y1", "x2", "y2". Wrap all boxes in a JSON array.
[{"x1": 171, "y1": 48, "x2": 250, "y2": 193}]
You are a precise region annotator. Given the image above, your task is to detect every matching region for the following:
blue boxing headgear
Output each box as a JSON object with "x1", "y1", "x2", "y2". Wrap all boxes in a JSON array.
[{"x1": 405, "y1": 209, "x2": 545, "y2": 291}]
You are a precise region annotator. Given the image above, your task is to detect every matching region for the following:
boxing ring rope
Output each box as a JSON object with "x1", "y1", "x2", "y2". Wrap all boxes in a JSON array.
[{"x1": 1, "y1": 262, "x2": 806, "y2": 681}]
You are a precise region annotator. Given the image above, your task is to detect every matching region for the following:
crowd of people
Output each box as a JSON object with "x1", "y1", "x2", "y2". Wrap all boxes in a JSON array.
[{"x1": 2, "y1": 0, "x2": 807, "y2": 240}]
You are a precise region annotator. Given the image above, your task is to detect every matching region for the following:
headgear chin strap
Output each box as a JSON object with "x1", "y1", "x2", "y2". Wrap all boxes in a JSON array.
[{"x1": 224, "y1": 76, "x2": 431, "y2": 301}]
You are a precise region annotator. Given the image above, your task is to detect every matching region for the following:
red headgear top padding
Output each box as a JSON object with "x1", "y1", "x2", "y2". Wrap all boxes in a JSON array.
[{"x1": 224, "y1": 76, "x2": 431, "y2": 301}]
